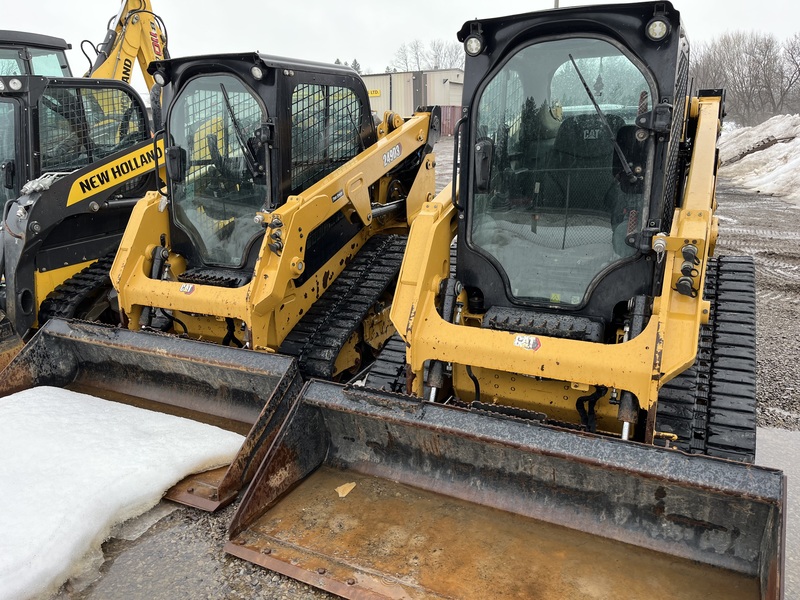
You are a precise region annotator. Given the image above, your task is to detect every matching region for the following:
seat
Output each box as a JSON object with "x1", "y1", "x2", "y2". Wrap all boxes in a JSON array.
[{"x1": 537, "y1": 113, "x2": 626, "y2": 216}]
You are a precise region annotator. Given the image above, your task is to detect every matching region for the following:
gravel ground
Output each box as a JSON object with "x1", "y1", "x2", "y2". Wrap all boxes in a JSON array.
[
  {"x1": 713, "y1": 183, "x2": 800, "y2": 430},
  {"x1": 51, "y1": 136, "x2": 799, "y2": 599}
]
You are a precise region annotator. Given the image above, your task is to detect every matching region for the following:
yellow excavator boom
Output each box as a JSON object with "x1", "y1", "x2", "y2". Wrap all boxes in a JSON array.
[{"x1": 86, "y1": 0, "x2": 167, "y2": 91}]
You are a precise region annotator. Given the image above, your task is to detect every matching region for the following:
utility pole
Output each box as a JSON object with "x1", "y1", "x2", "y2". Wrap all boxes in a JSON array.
[{"x1": 554, "y1": 0, "x2": 559, "y2": 7}]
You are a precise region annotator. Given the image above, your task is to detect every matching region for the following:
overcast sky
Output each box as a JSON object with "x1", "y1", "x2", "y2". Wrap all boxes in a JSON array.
[{"x1": 4, "y1": 0, "x2": 799, "y2": 91}]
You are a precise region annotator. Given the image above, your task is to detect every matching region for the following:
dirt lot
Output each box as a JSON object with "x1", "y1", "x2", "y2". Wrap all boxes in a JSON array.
[{"x1": 53, "y1": 136, "x2": 799, "y2": 600}]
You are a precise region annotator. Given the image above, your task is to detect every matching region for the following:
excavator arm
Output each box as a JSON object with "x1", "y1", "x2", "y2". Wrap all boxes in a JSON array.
[{"x1": 85, "y1": 0, "x2": 167, "y2": 91}]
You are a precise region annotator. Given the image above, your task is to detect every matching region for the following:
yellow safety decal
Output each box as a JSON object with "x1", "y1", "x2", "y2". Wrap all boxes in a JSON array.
[{"x1": 66, "y1": 138, "x2": 164, "y2": 207}]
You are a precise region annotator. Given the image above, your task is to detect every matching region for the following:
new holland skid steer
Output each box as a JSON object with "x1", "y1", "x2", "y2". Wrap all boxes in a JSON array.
[
  {"x1": 0, "y1": 52, "x2": 439, "y2": 510},
  {"x1": 0, "y1": 3, "x2": 170, "y2": 369},
  {"x1": 223, "y1": 3, "x2": 786, "y2": 599},
  {"x1": 0, "y1": 74, "x2": 155, "y2": 369}
]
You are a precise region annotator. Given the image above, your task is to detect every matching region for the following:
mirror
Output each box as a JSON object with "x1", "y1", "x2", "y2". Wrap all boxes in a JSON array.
[
  {"x1": 164, "y1": 146, "x2": 186, "y2": 183},
  {"x1": 474, "y1": 138, "x2": 493, "y2": 192}
]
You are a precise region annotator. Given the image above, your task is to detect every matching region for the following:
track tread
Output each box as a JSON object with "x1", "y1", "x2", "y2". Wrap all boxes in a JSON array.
[
  {"x1": 38, "y1": 254, "x2": 115, "y2": 324},
  {"x1": 363, "y1": 332, "x2": 408, "y2": 392},
  {"x1": 656, "y1": 256, "x2": 757, "y2": 463},
  {"x1": 279, "y1": 235, "x2": 406, "y2": 379}
]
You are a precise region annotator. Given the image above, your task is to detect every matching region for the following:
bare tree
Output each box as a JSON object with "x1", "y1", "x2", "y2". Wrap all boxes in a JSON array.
[
  {"x1": 426, "y1": 39, "x2": 465, "y2": 70},
  {"x1": 691, "y1": 31, "x2": 800, "y2": 126},
  {"x1": 391, "y1": 39, "x2": 464, "y2": 71}
]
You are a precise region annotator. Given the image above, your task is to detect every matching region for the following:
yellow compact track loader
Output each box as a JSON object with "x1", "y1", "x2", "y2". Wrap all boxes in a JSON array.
[
  {"x1": 224, "y1": 3, "x2": 786, "y2": 599},
  {"x1": 0, "y1": 52, "x2": 439, "y2": 510}
]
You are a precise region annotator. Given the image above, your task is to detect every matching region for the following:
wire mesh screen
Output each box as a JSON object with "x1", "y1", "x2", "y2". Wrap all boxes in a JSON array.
[
  {"x1": 290, "y1": 84, "x2": 363, "y2": 194},
  {"x1": 182, "y1": 86, "x2": 263, "y2": 167},
  {"x1": 38, "y1": 85, "x2": 148, "y2": 173},
  {"x1": 477, "y1": 70, "x2": 524, "y2": 143},
  {"x1": 662, "y1": 51, "x2": 689, "y2": 226}
]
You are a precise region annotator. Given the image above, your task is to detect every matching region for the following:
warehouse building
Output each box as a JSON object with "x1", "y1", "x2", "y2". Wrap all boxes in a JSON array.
[{"x1": 362, "y1": 69, "x2": 463, "y2": 135}]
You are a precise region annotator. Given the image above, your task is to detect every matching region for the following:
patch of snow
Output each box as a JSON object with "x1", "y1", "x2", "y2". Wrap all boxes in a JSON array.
[
  {"x1": 718, "y1": 114, "x2": 800, "y2": 203},
  {"x1": 0, "y1": 387, "x2": 245, "y2": 600}
]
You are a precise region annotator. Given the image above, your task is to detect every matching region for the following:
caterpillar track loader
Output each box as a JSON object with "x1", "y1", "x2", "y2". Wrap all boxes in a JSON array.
[
  {"x1": 224, "y1": 3, "x2": 786, "y2": 599},
  {"x1": 1, "y1": 52, "x2": 439, "y2": 510}
]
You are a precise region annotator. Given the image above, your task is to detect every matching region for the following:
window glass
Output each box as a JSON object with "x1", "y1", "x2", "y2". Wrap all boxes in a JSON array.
[
  {"x1": 39, "y1": 85, "x2": 148, "y2": 172},
  {"x1": 169, "y1": 74, "x2": 268, "y2": 267},
  {"x1": 471, "y1": 37, "x2": 653, "y2": 305},
  {"x1": 0, "y1": 48, "x2": 70, "y2": 76},
  {"x1": 0, "y1": 49, "x2": 23, "y2": 75},
  {"x1": 0, "y1": 99, "x2": 17, "y2": 203},
  {"x1": 29, "y1": 49, "x2": 70, "y2": 76}
]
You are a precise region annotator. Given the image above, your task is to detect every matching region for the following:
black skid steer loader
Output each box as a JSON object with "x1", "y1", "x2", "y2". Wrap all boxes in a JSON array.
[{"x1": 223, "y1": 3, "x2": 786, "y2": 599}]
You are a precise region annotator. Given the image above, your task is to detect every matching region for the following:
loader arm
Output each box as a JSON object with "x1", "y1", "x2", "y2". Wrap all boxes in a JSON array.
[
  {"x1": 86, "y1": 0, "x2": 167, "y2": 92},
  {"x1": 111, "y1": 109, "x2": 438, "y2": 351},
  {"x1": 391, "y1": 95, "x2": 723, "y2": 442}
]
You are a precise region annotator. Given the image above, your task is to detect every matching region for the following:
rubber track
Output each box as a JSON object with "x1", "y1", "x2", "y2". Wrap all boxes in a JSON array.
[
  {"x1": 655, "y1": 256, "x2": 757, "y2": 463},
  {"x1": 279, "y1": 235, "x2": 406, "y2": 379},
  {"x1": 364, "y1": 332, "x2": 408, "y2": 392},
  {"x1": 38, "y1": 254, "x2": 115, "y2": 324},
  {"x1": 365, "y1": 244, "x2": 457, "y2": 393}
]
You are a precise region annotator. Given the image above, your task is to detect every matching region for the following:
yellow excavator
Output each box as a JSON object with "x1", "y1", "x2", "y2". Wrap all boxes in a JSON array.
[
  {"x1": 0, "y1": 50, "x2": 440, "y2": 510},
  {"x1": 223, "y1": 3, "x2": 786, "y2": 599},
  {"x1": 84, "y1": 0, "x2": 167, "y2": 90}
]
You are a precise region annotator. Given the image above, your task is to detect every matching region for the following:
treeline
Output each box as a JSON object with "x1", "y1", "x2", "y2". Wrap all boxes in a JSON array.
[{"x1": 691, "y1": 31, "x2": 800, "y2": 126}]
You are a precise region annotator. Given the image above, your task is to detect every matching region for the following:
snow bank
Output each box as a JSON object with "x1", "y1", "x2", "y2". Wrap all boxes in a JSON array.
[
  {"x1": 0, "y1": 387, "x2": 245, "y2": 600},
  {"x1": 718, "y1": 114, "x2": 800, "y2": 203}
]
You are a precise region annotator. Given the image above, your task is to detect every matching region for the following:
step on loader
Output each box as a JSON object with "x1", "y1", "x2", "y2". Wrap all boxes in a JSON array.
[
  {"x1": 0, "y1": 53, "x2": 440, "y2": 510},
  {"x1": 224, "y1": 3, "x2": 786, "y2": 599}
]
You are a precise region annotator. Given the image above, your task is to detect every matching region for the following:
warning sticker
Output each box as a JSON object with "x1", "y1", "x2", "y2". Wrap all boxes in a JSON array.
[{"x1": 514, "y1": 334, "x2": 541, "y2": 352}]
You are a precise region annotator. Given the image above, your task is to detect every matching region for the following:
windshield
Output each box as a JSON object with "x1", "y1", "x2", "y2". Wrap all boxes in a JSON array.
[
  {"x1": 0, "y1": 47, "x2": 70, "y2": 76},
  {"x1": 470, "y1": 37, "x2": 654, "y2": 305},
  {"x1": 169, "y1": 74, "x2": 268, "y2": 268},
  {"x1": 38, "y1": 85, "x2": 148, "y2": 172},
  {"x1": 0, "y1": 99, "x2": 18, "y2": 203}
]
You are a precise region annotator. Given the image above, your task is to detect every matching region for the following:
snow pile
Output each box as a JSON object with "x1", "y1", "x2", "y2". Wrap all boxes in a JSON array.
[
  {"x1": 718, "y1": 114, "x2": 800, "y2": 203},
  {"x1": 0, "y1": 387, "x2": 245, "y2": 600}
]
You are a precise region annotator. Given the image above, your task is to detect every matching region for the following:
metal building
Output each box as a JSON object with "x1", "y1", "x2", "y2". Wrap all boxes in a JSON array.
[{"x1": 362, "y1": 69, "x2": 463, "y2": 135}]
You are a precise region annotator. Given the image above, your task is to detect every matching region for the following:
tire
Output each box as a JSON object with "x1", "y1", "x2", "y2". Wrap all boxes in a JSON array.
[{"x1": 655, "y1": 256, "x2": 757, "y2": 463}]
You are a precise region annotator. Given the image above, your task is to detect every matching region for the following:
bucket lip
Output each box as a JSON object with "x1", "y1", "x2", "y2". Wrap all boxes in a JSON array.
[
  {"x1": 302, "y1": 380, "x2": 786, "y2": 503},
  {"x1": 37, "y1": 318, "x2": 296, "y2": 371}
]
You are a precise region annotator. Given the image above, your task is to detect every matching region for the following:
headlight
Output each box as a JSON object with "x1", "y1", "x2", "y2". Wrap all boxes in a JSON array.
[
  {"x1": 250, "y1": 65, "x2": 264, "y2": 80},
  {"x1": 646, "y1": 18, "x2": 671, "y2": 41},
  {"x1": 464, "y1": 35, "x2": 484, "y2": 57},
  {"x1": 8, "y1": 78, "x2": 22, "y2": 91},
  {"x1": 152, "y1": 70, "x2": 168, "y2": 86}
]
